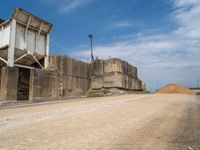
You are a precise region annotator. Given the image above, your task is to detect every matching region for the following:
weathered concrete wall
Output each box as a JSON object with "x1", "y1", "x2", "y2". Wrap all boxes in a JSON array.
[
  {"x1": 49, "y1": 55, "x2": 91, "y2": 98},
  {"x1": 92, "y1": 59, "x2": 137, "y2": 77},
  {"x1": 29, "y1": 69, "x2": 60, "y2": 101},
  {"x1": 91, "y1": 58, "x2": 145, "y2": 91},
  {"x1": 0, "y1": 56, "x2": 145, "y2": 101},
  {"x1": 0, "y1": 67, "x2": 19, "y2": 100},
  {"x1": 0, "y1": 67, "x2": 1, "y2": 96},
  {"x1": 29, "y1": 55, "x2": 91, "y2": 101}
]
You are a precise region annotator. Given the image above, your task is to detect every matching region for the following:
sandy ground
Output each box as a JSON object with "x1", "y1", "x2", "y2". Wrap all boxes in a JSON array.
[{"x1": 0, "y1": 94, "x2": 200, "y2": 150}]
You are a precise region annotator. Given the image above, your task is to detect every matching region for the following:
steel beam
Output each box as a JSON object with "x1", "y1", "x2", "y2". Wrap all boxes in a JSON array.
[
  {"x1": 32, "y1": 54, "x2": 44, "y2": 69},
  {"x1": 24, "y1": 16, "x2": 31, "y2": 50},
  {"x1": 14, "y1": 64, "x2": 35, "y2": 69},
  {"x1": 14, "y1": 53, "x2": 28, "y2": 62},
  {"x1": 0, "y1": 56, "x2": 8, "y2": 64},
  {"x1": 44, "y1": 33, "x2": 50, "y2": 69},
  {"x1": 35, "y1": 22, "x2": 43, "y2": 53},
  {"x1": 7, "y1": 19, "x2": 16, "y2": 67}
]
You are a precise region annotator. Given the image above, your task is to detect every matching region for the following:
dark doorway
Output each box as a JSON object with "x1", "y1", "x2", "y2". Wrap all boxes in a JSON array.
[{"x1": 17, "y1": 68, "x2": 30, "y2": 100}]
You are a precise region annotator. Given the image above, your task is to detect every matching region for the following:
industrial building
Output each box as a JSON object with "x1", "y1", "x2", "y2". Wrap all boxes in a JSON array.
[{"x1": 0, "y1": 8, "x2": 145, "y2": 102}]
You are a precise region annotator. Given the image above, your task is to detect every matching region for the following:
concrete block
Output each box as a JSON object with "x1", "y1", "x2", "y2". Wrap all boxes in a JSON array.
[
  {"x1": 104, "y1": 59, "x2": 124, "y2": 73},
  {"x1": 91, "y1": 58, "x2": 144, "y2": 91},
  {"x1": 92, "y1": 60, "x2": 104, "y2": 76},
  {"x1": 104, "y1": 72, "x2": 123, "y2": 88},
  {"x1": 0, "y1": 67, "x2": 19, "y2": 100},
  {"x1": 91, "y1": 76, "x2": 103, "y2": 89},
  {"x1": 0, "y1": 67, "x2": 1, "y2": 94},
  {"x1": 29, "y1": 69, "x2": 60, "y2": 101}
]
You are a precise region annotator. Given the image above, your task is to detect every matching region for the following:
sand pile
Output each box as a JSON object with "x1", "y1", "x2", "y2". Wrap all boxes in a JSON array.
[{"x1": 156, "y1": 83, "x2": 195, "y2": 95}]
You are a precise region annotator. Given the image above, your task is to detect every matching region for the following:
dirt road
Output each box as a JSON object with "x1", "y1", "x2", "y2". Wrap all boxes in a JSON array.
[{"x1": 0, "y1": 94, "x2": 200, "y2": 150}]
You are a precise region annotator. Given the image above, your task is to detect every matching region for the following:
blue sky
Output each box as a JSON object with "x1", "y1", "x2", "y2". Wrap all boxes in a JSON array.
[{"x1": 1, "y1": 0, "x2": 200, "y2": 91}]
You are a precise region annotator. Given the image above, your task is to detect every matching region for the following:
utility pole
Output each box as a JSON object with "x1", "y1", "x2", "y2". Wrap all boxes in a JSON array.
[
  {"x1": 197, "y1": 76, "x2": 199, "y2": 88},
  {"x1": 88, "y1": 34, "x2": 94, "y2": 63}
]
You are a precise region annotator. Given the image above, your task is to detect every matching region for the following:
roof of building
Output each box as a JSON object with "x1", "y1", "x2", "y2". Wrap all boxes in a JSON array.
[{"x1": 12, "y1": 7, "x2": 53, "y2": 33}]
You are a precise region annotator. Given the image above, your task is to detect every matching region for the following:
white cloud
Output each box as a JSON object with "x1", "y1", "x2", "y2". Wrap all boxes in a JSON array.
[
  {"x1": 69, "y1": 0, "x2": 200, "y2": 90},
  {"x1": 111, "y1": 21, "x2": 133, "y2": 28},
  {"x1": 110, "y1": 20, "x2": 143, "y2": 29},
  {"x1": 42, "y1": 0, "x2": 93, "y2": 13},
  {"x1": 173, "y1": 0, "x2": 200, "y2": 39},
  {"x1": 173, "y1": 0, "x2": 200, "y2": 7},
  {"x1": 59, "y1": 0, "x2": 92, "y2": 13}
]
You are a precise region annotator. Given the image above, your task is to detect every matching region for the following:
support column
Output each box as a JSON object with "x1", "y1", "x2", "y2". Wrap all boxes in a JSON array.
[
  {"x1": 0, "y1": 67, "x2": 19, "y2": 100},
  {"x1": 29, "y1": 69, "x2": 35, "y2": 102},
  {"x1": 7, "y1": 19, "x2": 16, "y2": 67}
]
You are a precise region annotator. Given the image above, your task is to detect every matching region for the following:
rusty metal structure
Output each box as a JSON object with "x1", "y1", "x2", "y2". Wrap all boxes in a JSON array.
[
  {"x1": 0, "y1": 8, "x2": 52, "y2": 69},
  {"x1": 0, "y1": 8, "x2": 145, "y2": 102}
]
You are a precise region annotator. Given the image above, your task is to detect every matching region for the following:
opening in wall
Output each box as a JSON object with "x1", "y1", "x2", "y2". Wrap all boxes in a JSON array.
[{"x1": 17, "y1": 68, "x2": 30, "y2": 100}]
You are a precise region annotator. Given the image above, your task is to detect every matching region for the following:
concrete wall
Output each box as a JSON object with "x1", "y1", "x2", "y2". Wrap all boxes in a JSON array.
[
  {"x1": 29, "y1": 69, "x2": 60, "y2": 101},
  {"x1": 0, "y1": 56, "x2": 145, "y2": 101},
  {"x1": 0, "y1": 67, "x2": 1, "y2": 95},
  {"x1": 0, "y1": 67, "x2": 19, "y2": 100},
  {"x1": 92, "y1": 59, "x2": 137, "y2": 77},
  {"x1": 49, "y1": 55, "x2": 91, "y2": 98},
  {"x1": 29, "y1": 55, "x2": 91, "y2": 101},
  {"x1": 91, "y1": 59, "x2": 145, "y2": 91}
]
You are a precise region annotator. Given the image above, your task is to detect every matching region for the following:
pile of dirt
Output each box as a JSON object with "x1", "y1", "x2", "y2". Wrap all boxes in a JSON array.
[{"x1": 156, "y1": 83, "x2": 195, "y2": 95}]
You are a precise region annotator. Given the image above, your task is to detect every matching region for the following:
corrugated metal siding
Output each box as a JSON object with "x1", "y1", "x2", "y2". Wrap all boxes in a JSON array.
[
  {"x1": 0, "y1": 23, "x2": 10, "y2": 48},
  {"x1": 15, "y1": 23, "x2": 46, "y2": 55}
]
